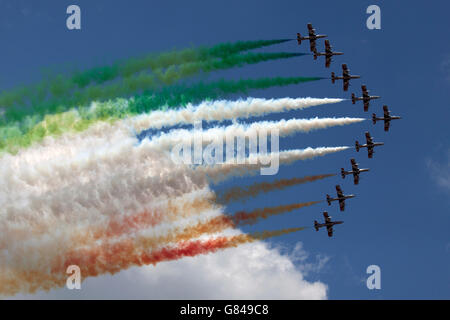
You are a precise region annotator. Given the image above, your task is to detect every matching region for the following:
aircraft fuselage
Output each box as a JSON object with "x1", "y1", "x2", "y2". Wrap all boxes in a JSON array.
[
  {"x1": 375, "y1": 116, "x2": 401, "y2": 121},
  {"x1": 329, "y1": 194, "x2": 355, "y2": 202},
  {"x1": 363, "y1": 95, "x2": 380, "y2": 101},
  {"x1": 360, "y1": 142, "x2": 384, "y2": 148},
  {"x1": 333, "y1": 75, "x2": 360, "y2": 81},
  {"x1": 347, "y1": 168, "x2": 369, "y2": 175},
  {"x1": 317, "y1": 51, "x2": 343, "y2": 57},
  {"x1": 316, "y1": 221, "x2": 343, "y2": 229},
  {"x1": 372, "y1": 142, "x2": 384, "y2": 147},
  {"x1": 311, "y1": 34, "x2": 327, "y2": 40},
  {"x1": 300, "y1": 34, "x2": 326, "y2": 41}
]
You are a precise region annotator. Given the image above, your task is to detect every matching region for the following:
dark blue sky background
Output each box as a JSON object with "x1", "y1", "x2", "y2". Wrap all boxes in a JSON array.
[{"x1": 1, "y1": 0, "x2": 449, "y2": 299}]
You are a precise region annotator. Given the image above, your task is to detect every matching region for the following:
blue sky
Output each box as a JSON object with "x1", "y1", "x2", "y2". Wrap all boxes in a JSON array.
[{"x1": 1, "y1": 0, "x2": 449, "y2": 299}]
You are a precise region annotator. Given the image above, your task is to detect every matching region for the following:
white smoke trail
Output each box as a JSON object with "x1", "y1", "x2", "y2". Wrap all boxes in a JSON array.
[
  {"x1": 198, "y1": 146, "x2": 350, "y2": 182},
  {"x1": 144, "y1": 117, "x2": 364, "y2": 151},
  {"x1": 131, "y1": 97, "x2": 344, "y2": 131},
  {"x1": 3, "y1": 97, "x2": 343, "y2": 165}
]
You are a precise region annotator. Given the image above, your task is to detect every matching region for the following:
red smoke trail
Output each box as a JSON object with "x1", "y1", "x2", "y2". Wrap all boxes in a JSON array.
[
  {"x1": 231, "y1": 201, "x2": 320, "y2": 225},
  {"x1": 70, "y1": 200, "x2": 317, "y2": 247},
  {"x1": 1, "y1": 221, "x2": 306, "y2": 296},
  {"x1": 217, "y1": 174, "x2": 335, "y2": 203},
  {"x1": 69, "y1": 196, "x2": 215, "y2": 246},
  {"x1": 61, "y1": 227, "x2": 306, "y2": 276}
]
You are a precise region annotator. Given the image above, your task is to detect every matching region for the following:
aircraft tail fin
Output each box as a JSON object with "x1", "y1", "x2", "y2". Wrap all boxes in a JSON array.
[
  {"x1": 313, "y1": 50, "x2": 318, "y2": 60},
  {"x1": 341, "y1": 168, "x2": 346, "y2": 179},
  {"x1": 296, "y1": 33, "x2": 302, "y2": 45},
  {"x1": 372, "y1": 113, "x2": 377, "y2": 124},
  {"x1": 314, "y1": 221, "x2": 319, "y2": 231},
  {"x1": 355, "y1": 141, "x2": 360, "y2": 152},
  {"x1": 326, "y1": 194, "x2": 332, "y2": 206},
  {"x1": 331, "y1": 72, "x2": 335, "y2": 83},
  {"x1": 351, "y1": 93, "x2": 356, "y2": 104}
]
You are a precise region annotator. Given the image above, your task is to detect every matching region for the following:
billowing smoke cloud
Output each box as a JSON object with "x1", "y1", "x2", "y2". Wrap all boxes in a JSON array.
[
  {"x1": 1, "y1": 94, "x2": 349, "y2": 296},
  {"x1": 0, "y1": 52, "x2": 304, "y2": 141},
  {"x1": 1, "y1": 114, "x2": 354, "y2": 198},
  {"x1": 8, "y1": 240, "x2": 328, "y2": 300},
  {"x1": 2, "y1": 226, "x2": 306, "y2": 297},
  {"x1": 0, "y1": 141, "x2": 343, "y2": 297},
  {"x1": 0, "y1": 35, "x2": 341, "y2": 300},
  {"x1": 1, "y1": 77, "x2": 323, "y2": 155}
]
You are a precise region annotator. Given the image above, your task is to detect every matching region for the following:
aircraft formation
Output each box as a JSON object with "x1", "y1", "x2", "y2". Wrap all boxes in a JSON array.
[{"x1": 297, "y1": 23, "x2": 402, "y2": 237}]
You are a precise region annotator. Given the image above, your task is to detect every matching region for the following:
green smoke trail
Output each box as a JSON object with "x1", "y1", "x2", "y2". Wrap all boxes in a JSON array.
[
  {"x1": 152, "y1": 52, "x2": 306, "y2": 86},
  {"x1": 127, "y1": 76, "x2": 322, "y2": 114},
  {"x1": 0, "y1": 52, "x2": 304, "y2": 132},
  {"x1": 71, "y1": 38, "x2": 293, "y2": 88},
  {"x1": 0, "y1": 39, "x2": 292, "y2": 109},
  {"x1": 0, "y1": 76, "x2": 321, "y2": 155}
]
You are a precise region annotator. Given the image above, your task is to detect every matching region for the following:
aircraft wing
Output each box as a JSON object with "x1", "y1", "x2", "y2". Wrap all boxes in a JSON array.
[
  {"x1": 368, "y1": 146, "x2": 374, "y2": 158},
  {"x1": 342, "y1": 64, "x2": 349, "y2": 77},
  {"x1": 323, "y1": 211, "x2": 331, "y2": 222},
  {"x1": 327, "y1": 225, "x2": 333, "y2": 237},
  {"x1": 361, "y1": 85, "x2": 368, "y2": 95},
  {"x1": 343, "y1": 79, "x2": 349, "y2": 91},
  {"x1": 307, "y1": 24, "x2": 315, "y2": 37},
  {"x1": 339, "y1": 199, "x2": 345, "y2": 211},
  {"x1": 325, "y1": 55, "x2": 331, "y2": 68},
  {"x1": 384, "y1": 119, "x2": 390, "y2": 132},
  {"x1": 336, "y1": 185, "x2": 343, "y2": 197},
  {"x1": 351, "y1": 158, "x2": 357, "y2": 169},
  {"x1": 325, "y1": 40, "x2": 331, "y2": 53},
  {"x1": 353, "y1": 172, "x2": 360, "y2": 185},
  {"x1": 383, "y1": 105, "x2": 390, "y2": 117},
  {"x1": 363, "y1": 100, "x2": 369, "y2": 112},
  {"x1": 365, "y1": 132, "x2": 373, "y2": 144},
  {"x1": 309, "y1": 39, "x2": 317, "y2": 52}
]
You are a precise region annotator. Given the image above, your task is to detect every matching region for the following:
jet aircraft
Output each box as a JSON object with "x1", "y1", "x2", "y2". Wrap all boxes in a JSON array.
[
  {"x1": 355, "y1": 132, "x2": 384, "y2": 158},
  {"x1": 314, "y1": 211, "x2": 344, "y2": 237},
  {"x1": 341, "y1": 158, "x2": 370, "y2": 185},
  {"x1": 313, "y1": 40, "x2": 343, "y2": 68},
  {"x1": 351, "y1": 85, "x2": 380, "y2": 111},
  {"x1": 297, "y1": 23, "x2": 327, "y2": 52},
  {"x1": 326, "y1": 185, "x2": 355, "y2": 211},
  {"x1": 372, "y1": 105, "x2": 401, "y2": 131},
  {"x1": 331, "y1": 64, "x2": 360, "y2": 91}
]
